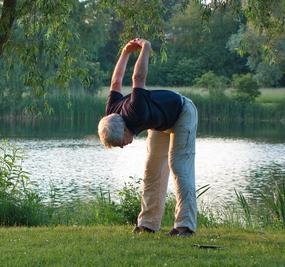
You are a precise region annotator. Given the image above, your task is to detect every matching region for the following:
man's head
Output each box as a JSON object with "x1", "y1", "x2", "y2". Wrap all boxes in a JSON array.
[{"x1": 98, "y1": 114, "x2": 133, "y2": 148}]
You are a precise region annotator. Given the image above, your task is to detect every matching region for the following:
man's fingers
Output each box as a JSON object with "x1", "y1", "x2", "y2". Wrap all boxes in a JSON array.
[{"x1": 130, "y1": 38, "x2": 140, "y2": 44}]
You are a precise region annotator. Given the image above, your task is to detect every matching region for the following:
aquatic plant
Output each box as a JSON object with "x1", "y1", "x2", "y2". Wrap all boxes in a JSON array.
[
  {"x1": 0, "y1": 140, "x2": 45, "y2": 226},
  {"x1": 259, "y1": 178, "x2": 285, "y2": 227},
  {"x1": 234, "y1": 189, "x2": 252, "y2": 227}
]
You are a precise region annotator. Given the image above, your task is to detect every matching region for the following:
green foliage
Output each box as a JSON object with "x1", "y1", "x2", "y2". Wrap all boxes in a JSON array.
[
  {"x1": 118, "y1": 177, "x2": 142, "y2": 224},
  {"x1": 182, "y1": 90, "x2": 285, "y2": 123},
  {"x1": 228, "y1": 0, "x2": 285, "y2": 86},
  {"x1": 242, "y1": 0, "x2": 285, "y2": 37},
  {"x1": 194, "y1": 71, "x2": 228, "y2": 95},
  {"x1": 260, "y1": 178, "x2": 285, "y2": 227},
  {"x1": 151, "y1": 57, "x2": 205, "y2": 86},
  {"x1": 0, "y1": 140, "x2": 45, "y2": 226},
  {"x1": 1, "y1": 0, "x2": 177, "y2": 112},
  {"x1": 0, "y1": 60, "x2": 26, "y2": 114},
  {"x1": 227, "y1": 175, "x2": 285, "y2": 229},
  {"x1": 2, "y1": 90, "x2": 285, "y2": 133},
  {"x1": 228, "y1": 25, "x2": 285, "y2": 87},
  {"x1": 1, "y1": 1, "x2": 85, "y2": 113},
  {"x1": 49, "y1": 189, "x2": 121, "y2": 225},
  {"x1": 164, "y1": 1, "x2": 246, "y2": 84},
  {"x1": 254, "y1": 63, "x2": 283, "y2": 87},
  {"x1": 234, "y1": 190, "x2": 252, "y2": 227},
  {"x1": 1, "y1": 0, "x2": 285, "y2": 111},
  {"x1": 232, "y1": 73, "x2": 260, "y2": 103}
]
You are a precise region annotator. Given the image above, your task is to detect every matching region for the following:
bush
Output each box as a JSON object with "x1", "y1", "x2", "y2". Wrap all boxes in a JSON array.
[
  {"x1": 0, "y1": 141, "x2": 46, "y2": 226},
  {"x1": 232, "y1": 73, "x2": 261, "y2": 103},
  {"x1": 194, "y1": 71, "x2": 228, "y2": 96},
  {"x1": 118, "y1": 177, "x2": 142, "y2": 224}
]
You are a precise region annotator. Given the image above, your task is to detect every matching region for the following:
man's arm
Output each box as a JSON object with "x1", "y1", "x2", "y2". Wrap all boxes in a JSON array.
[
  {"x1": 132, "y1": 39, "x2": 151, "y2": 89},
  {"x1": 110, "y1": 40, "x2": 140, "y2": 93}
]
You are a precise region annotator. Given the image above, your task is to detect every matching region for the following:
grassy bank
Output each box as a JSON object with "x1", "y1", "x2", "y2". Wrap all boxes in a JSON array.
[
  {"x1": 1, "y1": 87, "x2": 284, "y2": 124},
  {"x1": 0, "y1": 226, "x2": 284, "y2": 267},
  {"x1": 1, "y1": 142, "x2": 285, "y2": 266}
]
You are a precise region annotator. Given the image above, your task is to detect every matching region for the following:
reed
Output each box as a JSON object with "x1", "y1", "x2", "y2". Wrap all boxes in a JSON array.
[
  {"x1": 1, "y1": 90, "x2": 284, "y2": 125},
  {"x1": 234, "y1": 190, "x2": 253, "y2": 227},
  {"x1": 0, "y1": 140, "x2": 47, "y2": 226},
  {"x1": 183, "y1": 92, "x2": 285, "y2": 123},
  {"x1": 259, "y1": 178, "x2": 285, "y2": 227}
]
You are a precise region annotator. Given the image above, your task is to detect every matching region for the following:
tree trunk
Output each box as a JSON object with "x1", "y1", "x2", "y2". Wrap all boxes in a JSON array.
[{"x1": 0, "y1": 0, "x2": 17, "y2": 56}]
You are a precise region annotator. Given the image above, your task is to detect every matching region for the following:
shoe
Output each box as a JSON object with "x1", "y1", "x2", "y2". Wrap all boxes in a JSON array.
[
  {"x1": 132, "y1": 225, "x2": 155, "y2": 234},
  {"x1": 166, "y1": 227, "x2": 194, "y2": 237}
]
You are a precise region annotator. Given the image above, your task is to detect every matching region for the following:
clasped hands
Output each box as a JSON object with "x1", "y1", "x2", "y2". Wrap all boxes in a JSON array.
[{"x1": 123, "y1": 38, "x2": 151, "y2": 54}]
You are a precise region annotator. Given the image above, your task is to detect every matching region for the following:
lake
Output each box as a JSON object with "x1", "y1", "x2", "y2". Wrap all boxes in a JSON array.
[{"x1": 1, "y1": 119, "x2": 285, "y2": 204}]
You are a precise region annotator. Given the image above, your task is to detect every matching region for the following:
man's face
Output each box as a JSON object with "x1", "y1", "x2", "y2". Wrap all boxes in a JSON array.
[
  {"x1": 121, "y1": 131, "x2": 133, "y2": 148},
  {"x1": 113, "y1": 128, "x2": 133, "y2": 148}
]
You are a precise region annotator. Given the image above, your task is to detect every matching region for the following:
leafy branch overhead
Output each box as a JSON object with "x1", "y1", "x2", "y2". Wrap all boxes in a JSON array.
[
  {"x1": 0, "y1": 0, "x2": 284, "y2": 113},
  {"x1": 0, "y1": 0, "x2": 16, "y2": 55}
]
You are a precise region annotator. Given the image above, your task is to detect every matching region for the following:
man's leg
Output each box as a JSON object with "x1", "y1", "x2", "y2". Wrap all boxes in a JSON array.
[
  {"x1": 169, "y1": 98, "x2": 198, "y2": 232},
  {"x1": 137, "y1": 130, "x2": 170, "y2": 231}
]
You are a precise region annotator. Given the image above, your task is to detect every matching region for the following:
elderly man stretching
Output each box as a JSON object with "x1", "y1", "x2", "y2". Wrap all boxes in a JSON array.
[{"x1": 98, "y1": 38, "x2": 198, "y2": 236}]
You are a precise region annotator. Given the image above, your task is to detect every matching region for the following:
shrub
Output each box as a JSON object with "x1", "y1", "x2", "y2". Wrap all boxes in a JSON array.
[
  {"x1": 118, "y1": 177, "x2": 142, "y2": 224},
  {"x1": 194, "y1": 71, "x2": 228, "y2": 96},
  {"x1": 260, "y1": 178, "x2": 285, "y2": 228},
  {"x1": 0, "y1": 141, "x2": 45, "y2": 226},
  {"x1": 232, "y1": 73, "x2": 261, "y2": 103}
]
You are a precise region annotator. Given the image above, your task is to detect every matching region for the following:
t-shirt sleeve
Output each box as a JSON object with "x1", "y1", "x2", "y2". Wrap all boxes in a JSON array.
[{"x1": 105, "y1": 90, "x2": 124, "y2": 115}]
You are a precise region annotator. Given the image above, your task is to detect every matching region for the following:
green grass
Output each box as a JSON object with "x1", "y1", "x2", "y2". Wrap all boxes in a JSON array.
[
  {"x1": 99, "y1": 86, "x2": 285, "y2": 103},
  {"x1": 0, "y1": 226, "x2": 284, "y2": 267},
  {"x1": 257, "y1": 88, "x2": 285, "y2": 104}
]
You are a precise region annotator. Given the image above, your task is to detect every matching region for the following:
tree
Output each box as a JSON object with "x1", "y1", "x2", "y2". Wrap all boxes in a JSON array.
[
  {"x1": 228, "y1": 25, "x2": 285, "y2": 87},
  {"x1": 232, "y1": 73, "x2": 260, "y2": 103},
  {"x1": 0, "y1": 0, "x2": 16, "y2": 55},
  {"x1": 0, "y1": 0, "x2": 172, "y2": 112},
  {"x1": 0, "y1": 0, "x2": 284, "y2": 111},
  {"x1": 147, "y1": 1, "x2": 247, "y2": 86}
]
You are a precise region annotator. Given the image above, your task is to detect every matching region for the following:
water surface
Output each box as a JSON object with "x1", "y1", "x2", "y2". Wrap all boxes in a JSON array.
[
  {"x1": 12, "y1": 137, "x2": 285, "y2": 204},
  {"x1": 1, "y1": 119, "x2": 285, "y2": 203}
]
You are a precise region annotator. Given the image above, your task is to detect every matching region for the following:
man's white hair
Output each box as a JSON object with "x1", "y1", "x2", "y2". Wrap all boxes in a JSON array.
[{"x1": 98, "y1": 113, "x2": 125, "y2": 148}]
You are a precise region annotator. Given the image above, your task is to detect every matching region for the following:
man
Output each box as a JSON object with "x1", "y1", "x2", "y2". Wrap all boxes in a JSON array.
[{"x1": 98, "y1": 38, "x2": 198, "y2": 236}]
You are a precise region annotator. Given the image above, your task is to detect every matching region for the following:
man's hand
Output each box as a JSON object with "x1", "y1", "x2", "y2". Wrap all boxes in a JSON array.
[
  {"x1": 133, "y1": 38, "x2": 151, "y2": 50},
  {"x1": 123, "y1": 38, "x2": 151, "y2": 54},
  {"x1": 123, "y1": 39, "x2": 141, "y2": 54}
]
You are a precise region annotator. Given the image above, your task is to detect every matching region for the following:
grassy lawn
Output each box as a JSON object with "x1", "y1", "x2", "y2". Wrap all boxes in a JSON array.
[{"x1": 0, "y1": 226, "x2": 284, "y2": 267}]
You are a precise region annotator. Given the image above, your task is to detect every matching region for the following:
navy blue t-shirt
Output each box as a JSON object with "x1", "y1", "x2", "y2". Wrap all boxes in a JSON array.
[{"x1": 106, "y1": 88, "x2": 183, "y2": 135}]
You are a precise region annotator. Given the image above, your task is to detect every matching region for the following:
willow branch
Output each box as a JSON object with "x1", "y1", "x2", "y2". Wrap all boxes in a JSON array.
[{"x1": 0, "y1": 0, "x2": 17, "y2": 56}]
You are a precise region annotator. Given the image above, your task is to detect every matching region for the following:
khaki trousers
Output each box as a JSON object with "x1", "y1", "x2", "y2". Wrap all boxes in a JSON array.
[{"x1": 137, "y1": 97, "x2": 198, "y2": 232}]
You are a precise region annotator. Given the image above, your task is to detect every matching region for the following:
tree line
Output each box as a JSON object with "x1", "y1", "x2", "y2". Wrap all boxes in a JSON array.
[{"x1": 0, "y1": 0, "x2": 284, "y2": 112}]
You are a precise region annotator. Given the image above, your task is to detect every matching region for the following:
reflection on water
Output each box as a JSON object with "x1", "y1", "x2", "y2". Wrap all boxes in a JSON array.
[
  {"x1": 199, "y1": 120, "x2": 285, "y2": 143},
  {"x1": 8, "y1": 137, "x2": 285, "y2": 204},
  {"x1": 1, "y1": 118, "x2": 285, "y2": 142}
]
